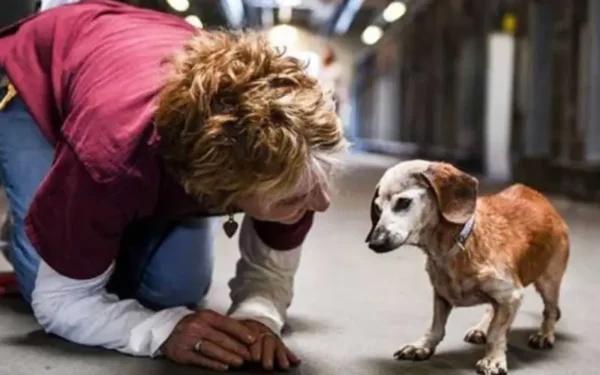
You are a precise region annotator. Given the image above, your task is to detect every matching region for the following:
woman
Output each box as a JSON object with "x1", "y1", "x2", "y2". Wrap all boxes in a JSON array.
[
  {"x1": 0, "y1": 0, "x2": 347, "y2": 372},
  {"x1": 318, "y1": 45, "x2": 346, "y2": 115}
]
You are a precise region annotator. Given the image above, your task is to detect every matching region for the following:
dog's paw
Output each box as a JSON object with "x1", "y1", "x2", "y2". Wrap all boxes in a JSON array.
[
  {"x1": 475, "y1": 354, "x2": 507, "y2": 375},
  {"x1": 528, "y1": 332, "x2": 555, "y2": 350},
  {"x1": 393, "y1": 344, "x2": 434, "y2": 361},
  {"x1": 464, "y1": 329, "x2": 487, "y2": 345}
]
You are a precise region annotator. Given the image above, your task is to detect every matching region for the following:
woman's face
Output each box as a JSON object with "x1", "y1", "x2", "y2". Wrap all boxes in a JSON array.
[
  {"x1": 237, "y1": 178, "x2": 331, "y2": 224},
  {"x1": 321, "y1": 46, "x2": 335, "y2": 64}
]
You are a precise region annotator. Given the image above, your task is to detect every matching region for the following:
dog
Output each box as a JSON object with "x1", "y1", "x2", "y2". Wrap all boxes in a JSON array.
[{"x1": 365, "y1": 160, "x2": 569, "y2": 375}]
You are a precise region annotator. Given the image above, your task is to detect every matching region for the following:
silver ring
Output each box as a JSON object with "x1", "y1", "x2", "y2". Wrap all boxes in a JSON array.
[{"x1": 194, "y1": 340, "x2": 205, "y2": 353}]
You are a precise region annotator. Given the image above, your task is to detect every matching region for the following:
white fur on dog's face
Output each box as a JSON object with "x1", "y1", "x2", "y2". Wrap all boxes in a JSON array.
[
  {"x1": 373, "y1": 187, "x2": 430, "y2": 248},
  {"x1": 367, "y1": 160, "x2": 439, "y2": 253}
]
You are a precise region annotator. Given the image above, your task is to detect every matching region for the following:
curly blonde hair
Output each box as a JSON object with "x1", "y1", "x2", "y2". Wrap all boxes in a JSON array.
[{"x1": 154, "y1": 29, "x2": 348, "y2": 211}]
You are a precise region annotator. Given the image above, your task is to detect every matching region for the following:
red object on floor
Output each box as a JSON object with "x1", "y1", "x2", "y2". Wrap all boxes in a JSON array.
[{"x1": 0, "y1": 272, "x2": 18, "y2": 296}]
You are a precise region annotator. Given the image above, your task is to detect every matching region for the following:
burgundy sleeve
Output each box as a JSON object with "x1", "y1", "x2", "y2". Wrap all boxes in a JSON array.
[
  {"x1": 24, "y1": 143, "x2": 145, "y2": 280},
  {"x1": 252, "y1": 211, "x2": 314, "y2": 251}
]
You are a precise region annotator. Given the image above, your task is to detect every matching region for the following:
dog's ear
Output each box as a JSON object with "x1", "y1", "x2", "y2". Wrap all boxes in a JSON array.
[
  {"x1": 420, "y1": 162, "x2": 478, "y2": 224},
  {"x1": 365, "y1": 185, "x2": 381, "y2": 242}
]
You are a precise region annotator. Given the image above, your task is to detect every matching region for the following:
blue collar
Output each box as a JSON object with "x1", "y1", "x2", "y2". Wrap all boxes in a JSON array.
[
  {"x1": 456, "y1": 214, "x2": 475, "y2": 250},
  {"x1": 442, "y1": 214, "x2": 476, "y2": 262}
]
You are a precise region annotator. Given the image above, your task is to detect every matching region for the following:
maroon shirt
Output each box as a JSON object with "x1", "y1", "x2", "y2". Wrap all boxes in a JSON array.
[{"x1": 0, "y1": 0, "x2": 313, "y2": 280}]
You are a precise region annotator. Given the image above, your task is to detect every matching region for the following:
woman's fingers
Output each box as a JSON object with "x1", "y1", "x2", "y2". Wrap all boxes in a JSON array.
[
  {"x1": 250, "y1": 338, "x2": 263, "y2": 362},
  {"x1": 196, "y1": 340, "x2": 245, "y2": 368},
  {"x1": 202, "y1": 310, "x2": 256, "y2": 345},
  {"x1": 276, "y1": 340, "x2": 290, "y2": 370},
  {"x1": 182, "y1": 351, "x2": 229, "y2": 372},
  {"x1": 234, "y1": 320, "x2": 302, "y2": 371},
  {"x1": 286, "y1": 346, "x2": 301, "y2": 365},
  {"x1": 261, "y1": 334, "x2": 277, "y2": 370},
  {"x1": 204, "y1": 327, "x2": 252, "y2": 361}
]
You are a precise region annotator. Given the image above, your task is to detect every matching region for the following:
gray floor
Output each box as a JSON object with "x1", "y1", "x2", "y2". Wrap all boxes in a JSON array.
[{"x1": 0, "y1": 153, "x2": 598, "y2": 375}]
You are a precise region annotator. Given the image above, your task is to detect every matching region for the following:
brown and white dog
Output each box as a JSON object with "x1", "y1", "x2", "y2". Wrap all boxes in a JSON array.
[{"x1": 366, "y1": 160, "x2": 570, "y2": 375}]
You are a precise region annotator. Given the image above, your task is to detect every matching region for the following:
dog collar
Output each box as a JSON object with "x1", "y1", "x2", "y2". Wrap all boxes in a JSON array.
[{"x1": 446, "y1": 214, "x2": 476, "y2": 260}]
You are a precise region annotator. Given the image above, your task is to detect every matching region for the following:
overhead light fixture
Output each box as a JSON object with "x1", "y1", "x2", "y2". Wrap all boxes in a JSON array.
[
  {"x1": 279, "y1": 6, "x2": 293, "y2": 23},
  {"x1": 167, "y1": 0, "x2": 189, "y2": 12},
  {"x1": 277, "y1": 0, "x2": 301, "y2": 5},
  {"x1": 382, "y1": 1, "x2": 407, "y2": 23},
  {"x1": 185, "y1": 15, "x2": 203, "y2": 28},
  {"x1": 361, "y1": 25, "x2": 383, "y2": 45},
  {"x1": 268, "y1": 24, "x2": 298, "y2": 48}
]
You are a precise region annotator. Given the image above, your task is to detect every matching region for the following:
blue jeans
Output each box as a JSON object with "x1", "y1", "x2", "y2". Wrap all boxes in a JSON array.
[{"x1": 0, "y1": 82, "x2": 216, "y2": 310}]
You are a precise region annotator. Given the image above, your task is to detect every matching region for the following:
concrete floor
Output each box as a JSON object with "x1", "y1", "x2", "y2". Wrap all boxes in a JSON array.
[{"x1": 0, "y1": 153, "x2": 598, "y2": 375}]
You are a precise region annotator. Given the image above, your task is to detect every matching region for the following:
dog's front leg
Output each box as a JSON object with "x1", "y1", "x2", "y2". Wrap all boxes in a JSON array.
[
  {"x1": 475, "y1": 287, "x2": 523, "y2": 375},
  {"x1": 394, "y1": 291, "x2": 452, "y2": 361}
]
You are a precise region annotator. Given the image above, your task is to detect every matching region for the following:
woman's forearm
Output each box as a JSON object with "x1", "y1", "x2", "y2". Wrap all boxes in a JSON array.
[
  {"x1": 31, "y1": 259, "x2": 193, "y2": 356},
  {"x1": 227, "y1": 215, "x2": 303, "y2": 335}
]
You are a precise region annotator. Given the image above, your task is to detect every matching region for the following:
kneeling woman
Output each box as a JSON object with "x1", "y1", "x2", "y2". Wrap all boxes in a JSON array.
[{"x1": 0, "y1": 0, "x2": 346, "y2": 371}]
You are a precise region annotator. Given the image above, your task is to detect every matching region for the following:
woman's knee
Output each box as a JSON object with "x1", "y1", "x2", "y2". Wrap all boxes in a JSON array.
[
  {"x1": 139, "y1": 265, "x2": 213, "y2": 310},
  {"x1": 4, "y1": 221, "x2": 41, "y2": 303},
  {"x1": 136, "y1": 217, "x2": 217, "y2": 310}
]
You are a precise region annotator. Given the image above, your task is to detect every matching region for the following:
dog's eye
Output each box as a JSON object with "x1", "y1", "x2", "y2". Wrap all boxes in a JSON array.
[{"x1": 394, "y1": 197, "x2": 412, "y2": 211}]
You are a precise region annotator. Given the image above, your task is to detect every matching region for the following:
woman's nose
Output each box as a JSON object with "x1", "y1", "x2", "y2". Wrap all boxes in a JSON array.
[{"x1": 309, "y1": 188, "x2": 330, "y2": 212}]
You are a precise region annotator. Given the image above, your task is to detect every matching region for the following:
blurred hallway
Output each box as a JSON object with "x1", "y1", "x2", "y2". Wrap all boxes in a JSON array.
[{"x1": 0, "y1": 152, "x2": 597, "y2": 375}]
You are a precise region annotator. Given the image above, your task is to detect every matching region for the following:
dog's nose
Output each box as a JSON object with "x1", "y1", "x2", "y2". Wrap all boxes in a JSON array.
[{"x1": 368, "y1": 238, "x2": 393, "y2": 254}]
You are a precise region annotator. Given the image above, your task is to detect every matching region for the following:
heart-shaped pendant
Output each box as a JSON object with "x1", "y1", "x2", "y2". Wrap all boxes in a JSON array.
[{"x1": 223, "y1": 217, "x2": 239, "y2": 238}]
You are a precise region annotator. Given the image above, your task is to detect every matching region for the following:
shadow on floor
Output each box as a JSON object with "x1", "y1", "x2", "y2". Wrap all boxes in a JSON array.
[
  {"x1": 0, "y1": 295, "x2": 31, "y2": 315},
  {"x1": 3, "y1": 328, "x2": 115, "y2": 357},
  {"x1": 282, "y1": 314, "x2": 334, "y2": 337},
  {"x1": 362, "y1": 327, "x2": 579, "y2": 375},
  {"x1": 0, "y1": 297, "x2": 314, "y2": 375},
  {"x1": 0, "y1": 293, "x2": 586, "y2": 375}
]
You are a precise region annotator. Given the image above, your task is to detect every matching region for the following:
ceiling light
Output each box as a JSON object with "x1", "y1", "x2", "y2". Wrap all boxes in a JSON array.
[
  {"x1": 382, "y1": 1, "x2": 407, "y2": 23},
  {"x1": 277, "y1": 0, "x2": 301, "y2": 6},
  {"x1": 279, "y1": 6, "x2": 292, "y2": 23},
  {"x1": 268, "y1": 24, "x2": 298, "y2": 48},
  {"x1": 185, "y1": 15, "x2": 203, "y2": 28},
  {"x1": 361, "y1": 25, "x2": 383, "y2": 45},
  {"x1": 167, "y1": 0, "x2": 189, "y2": 12}
]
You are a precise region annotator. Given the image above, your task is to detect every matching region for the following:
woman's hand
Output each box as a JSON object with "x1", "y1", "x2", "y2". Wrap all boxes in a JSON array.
[
  {"x1": 160, "y1": 310, "x2": 256, "y2": 371},
  {"x1": 241, "y1": 319, "x2": 301, "y2": 371}
]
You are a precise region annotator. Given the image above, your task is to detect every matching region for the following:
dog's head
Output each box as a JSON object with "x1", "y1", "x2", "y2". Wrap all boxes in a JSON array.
[{"x1": 365, "y1": 160, "x2": 478, "y2": 254}]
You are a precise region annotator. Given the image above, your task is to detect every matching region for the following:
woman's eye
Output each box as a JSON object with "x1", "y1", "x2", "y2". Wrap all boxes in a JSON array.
[
  {"x1": 281, "y1": 195, "x2": 307, "y2": 206},
  {"x1": 394, "y1": 197, "x2": 412, "y2": 211},
  {"x1": 283, "y1": 198, "x2": 301, "y2": 206}
]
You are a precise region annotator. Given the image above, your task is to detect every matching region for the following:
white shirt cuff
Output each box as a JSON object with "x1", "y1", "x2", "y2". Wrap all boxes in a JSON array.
[{"x1": 229, "y1": 296, "x2": 284, "y2": 336}]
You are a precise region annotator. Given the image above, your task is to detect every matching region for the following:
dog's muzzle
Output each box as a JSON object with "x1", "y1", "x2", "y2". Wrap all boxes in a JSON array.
[
  {"x1": 367, "y1": 226, "x2": 410, "y2": 254},
  {"x1": 368, "y1": 238, "x2": 394, "y2": 253},
  {"x1": 367, "y1": 227, "x2": 395, "y2": 253}
]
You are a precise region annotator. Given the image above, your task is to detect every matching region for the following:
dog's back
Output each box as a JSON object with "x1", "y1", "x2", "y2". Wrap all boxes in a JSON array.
[{"x1": 478, "y1": 183, "x2": 570, "y2": 287}]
